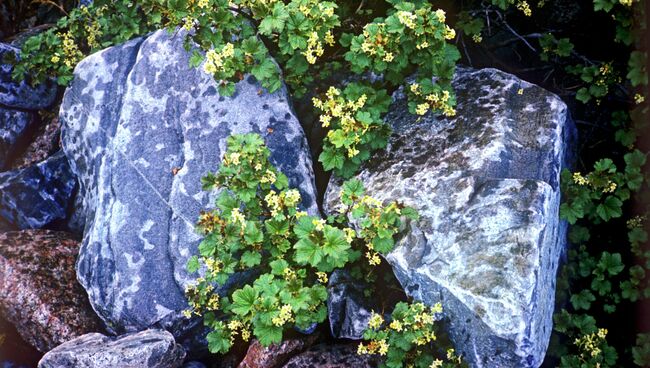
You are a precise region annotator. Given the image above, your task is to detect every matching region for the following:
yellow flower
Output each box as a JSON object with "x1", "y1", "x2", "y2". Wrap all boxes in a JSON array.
[
  {"x1": 444, "y1": 25, "x2": 456, "y2": 40},
  {"x1": 316, "y1": 271, "x2": 328, "y2": 284},
  {"x1": 430, "y1": 359, "x2": 443, "y2": 368},
  {"x1": 197, "y1": 0, "x2": 209, "y2": 8},
  {"x1": 312, "y1": 218, "x2": 326, "y2": 231},
  {"x1": 368, "y1": 312, "x2": 384, "y2": 329},
  {"x1": 347, "y1": 146, "x2": 360, "y2": 158},
  {"x1": 377, "y1": 339, "x2": 389, "y2": 355},
  {"x1": 383, "y1": 52, "x2": 394, "y2": 62},
  {"x1": 517, "y1": 1, "x2": 532, "y2": 16},
  {"x1": 472, "y1": 34, "x2": 483, "y2": 43},
  {"x1": 635, "y1": 93, "x2": 645, "y2": 104},
  {"x1": 389, "y1": 320, "x2": 403, "y2": 331},
  {"x1": 51, "y1": 55, "x2": 60, "y2": 63},
  {"x1": 324, "y1": 31, "x2": 335, "y2": 46},
  {"x1": 416, "y1": 103, "x2": 429, "y2": 115},
  {"x1": 241, "y1": 328, "x2": 251, "y2": 341},
  {"x1": 517, "y1": 88, "x2": 524, "y2": 95},
  {"x1": 320, "y1": 114, "x2": 332, "y2": 127},
  {"x1": 435, "y1": 9, "x2": 446, "y2": 23}
]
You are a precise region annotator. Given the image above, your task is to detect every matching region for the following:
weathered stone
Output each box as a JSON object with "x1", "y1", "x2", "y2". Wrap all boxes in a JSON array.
[
  {"x1": 60, "y1": 29, "x2": 318, "y2": 343},
  {"x1": 0, "y1": 107, "x2": 34, "y2": 170},
  {"x1": 0, "y1": 43, "x2": 57, "y2": 110},
  {"x1": 38, "y1": 329, "x2": 186, "y2": 368},
  {"x1": 0, "y1": 230, "x2": 103, "y2": 353},
  {"x1": 238, "y1": 335, "x2": 318, "y2": 368},
  {"x1": 182, "y1": 362, "x2": 207, "y2": 368},
  {"x1": 0, "y1": 151, "x2": 76, "y2": 229},
  {"x1": 327, "y1": 269, "x2": 373, "y2": 340},
  {"x1": 11, "y1": 116, "x2": 61, "y2": 170},
  {"x1": 281, "y1": 344, "x2": 378, "y2": 368},
  {"x1": 325, "y1": 68, "x2": 575, "y2": 368}
]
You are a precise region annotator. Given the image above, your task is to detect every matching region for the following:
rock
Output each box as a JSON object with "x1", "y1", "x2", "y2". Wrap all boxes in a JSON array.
[
  {"x1": 0, "y1": 107, "x2": 34, "y2": 170},
  {"x1": 281, "y1": 344, "x2": 378, "y2": 368},
  {"x1": 0, "y1": 43, "x2": 57, "y2": 110},
  {"x1": 38, "y1": 329, "x2": 186, "y2": 368},
  {"x1": 60, "y1": 29, "x2": 318, "y2": 342},
  {"x1": 11, "y1": 116, "x2": 61, "y2": 170},
  {"x1": 327, "y1": 270, "x2": 373, "y2": 340},
  {"x1": 324, "y1": 68, "x2": 575, "y2": 368},
  {"x1": 182, "y1": 362, "x2": 207, "y2": 368},
  {"x1": 0, "y1": 230, "x2": 103, "y2": 352},
  {"x1": 0, "y1": 151, "x2": 76, "y2": 229},
  {"x1": 238, "y1": 335, "x2": 318, "y2": 368}
]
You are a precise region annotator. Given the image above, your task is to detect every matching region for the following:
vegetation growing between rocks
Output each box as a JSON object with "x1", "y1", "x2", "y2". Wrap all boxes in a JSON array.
[
  {"x1": 9, "y1": 0, "x2": 460, "y2": 178},
  {"x1": 6, "y1": 0, "x2": 650, "y2": 366},
  {"x1": 184, "y1": 133, "x2": 465, "y2": 367}
]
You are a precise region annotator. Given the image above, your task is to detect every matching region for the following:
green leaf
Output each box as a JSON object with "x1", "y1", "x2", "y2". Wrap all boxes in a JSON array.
[
  {"x1": 252, "y1": 58, "x2": 278, "y2": 83},
  {"x1": 206, "y1": 329, "x2": 232, "y2": 354},
  {"x1": 244, "y1": 222, "x2": 264, "y2": 244},
  {"x1": 294, "y1": 238, "x2": 323, "y2": 266},
  {"x1": 254, "y1": 323, "x2": 283, "y2": 346},
  {"x1": 230, "y1": 285, "x2": 258, "y2": 316},
  {"x1": 570, "y1": 290, "x2": 596, "y2": 310},
  {"x1": 319, "y1": 148, "x2": 344, "y2": 171},
  {"x1": 596, "y1": 196, "x2": 623, "y2": 221},
  {"x1": 187, "y1": 255, "x2": 200, "y2": 273},
  {"x1": 597, "y1": 252, "x2": 625, "y2": 276},
  {"x1": 241, "y1": 251, "x2": 262, "y2": 267},
  {"x1": 575, "y1": 87, "x2": 591, "y2": 103},
  {"x1": 560, "y1": 202, "x2": 583, "y2": 224}
]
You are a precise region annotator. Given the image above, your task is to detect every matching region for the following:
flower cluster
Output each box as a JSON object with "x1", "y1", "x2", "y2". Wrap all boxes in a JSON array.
[
  {"x1": 313, "y1": 86, "x2": 371, "y2": 159},
  {"x1": 409, "y1": 82, "x2": 456, "y2": 117},
  {"x1": 574, "y1": 328, "x2": 609, "y2": 359},
  {"x1": 203, "y1": 43, "x2": 235, "y2": 75},
  {"x1": 359, "y1": 302, "x2": 464, "y2": 367}
]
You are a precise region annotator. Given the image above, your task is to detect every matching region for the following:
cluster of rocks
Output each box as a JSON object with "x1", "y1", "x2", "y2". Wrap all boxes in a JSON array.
[{"x1": 0, "y1": 27, "x2": 574, "y2": 368}]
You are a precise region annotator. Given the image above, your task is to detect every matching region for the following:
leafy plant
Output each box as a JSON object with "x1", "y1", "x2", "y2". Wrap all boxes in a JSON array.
[
  {"x1": 358, "y1": 302, "x2": 466, "y2": 368},
  {"x1": 184, "y1": 133, "x2": 419, "y2": 354}
]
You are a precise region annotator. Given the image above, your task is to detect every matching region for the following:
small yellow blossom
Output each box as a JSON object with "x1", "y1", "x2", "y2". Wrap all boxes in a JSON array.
[
  {"x1": 435, "y1": 9, "x2": 446, "y2": 23},
  {"x1": 517, "y1": 88, "x2": 524, "y2": 95},
  {"x1": 368, "y1": 312, "x2": 384, "y2": 329},
  {"x1": 316, "y1": 271, "x2": 328, "y2": 283},
  {"x1": 197, "y1": 0, "x2": 209, "y2": 8},
  {"x1": 517, "y1": 1, "x2": 532, "y2": 16},
  {"x1": 635, "y1": 93, "x2": 645, "y2": 104},
  {"x1": 383, "y1": 52, "x2": 394, "y2": 62},
  {"x1": 416, "y1": 103, "x2": 429, "y2": 115},
  {"x1": 312, "y1": 218, "x2": 326, "y2": 231},
  {"x1": 389, "y1": 319, "x2": 403, "y2": 331},
  {"x1": 472, "y1": 34, "x2": 483, "y2": 43},
  {"x1": 51, "y1": 55, "x2": 60, "y2": 63}
]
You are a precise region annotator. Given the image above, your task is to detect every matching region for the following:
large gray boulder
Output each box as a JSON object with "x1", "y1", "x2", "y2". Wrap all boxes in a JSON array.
[
  {"x1": 38, "y1": 329, "x2": 186, "y2": 368},
  {"x1": 325, "y1": 68, "x2": 575, "y2": 368},
  {"x1": 60, "y1": 29, "x2": 318, "y2": 343}
]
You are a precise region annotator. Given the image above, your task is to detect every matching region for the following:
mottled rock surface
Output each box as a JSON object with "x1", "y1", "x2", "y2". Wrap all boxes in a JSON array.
[
  {"x1": 327, "y1": 269, "x2": 373, "y2": 340},
  {"x1": 238, "y1": 335, "x2": 318, "y2": 368},
  {"x1": 281, "y1": 344, "x2": 378, "y2": 368},
  {"x1": 38, "y1": 329, "x2": 186, "y2": 368},
  {"x1": 0, "y1": 43, "x2": 57, "y2": 110},
  {"x1": 325, "y1": 68, "x2": 574, "y2": 368},
  {"x1": 0, "y1": 107, "x2": 34, "y2": 170},
  {"x1": 0, "y1": 151, "x2": 76, "y2": 229},
  {"x1": 60, "y1": 30, "x2": 318, "y2": 341},
  {"x1": 0, "y1": 230, "x2": 102, "y2": 352}
]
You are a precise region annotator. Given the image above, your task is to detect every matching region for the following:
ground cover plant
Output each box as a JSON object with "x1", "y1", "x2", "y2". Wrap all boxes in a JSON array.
[{"x1": 5, "y1": 0, "x2": 650, "y2": 366}]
